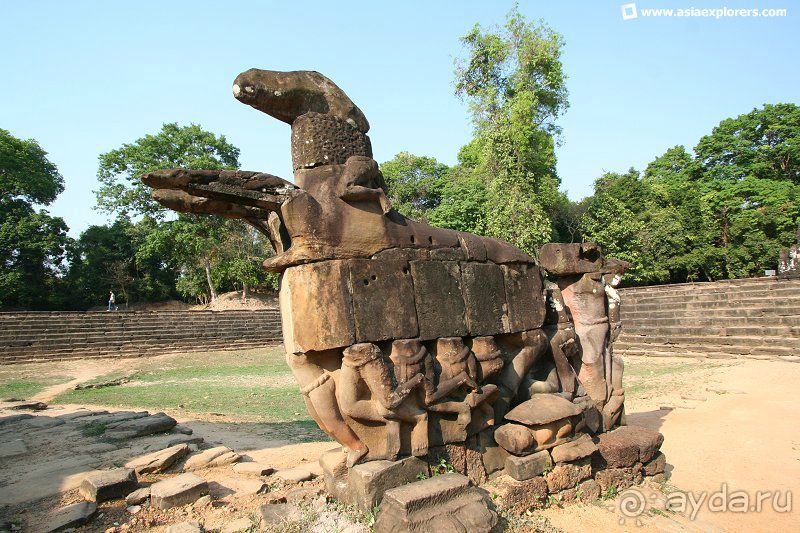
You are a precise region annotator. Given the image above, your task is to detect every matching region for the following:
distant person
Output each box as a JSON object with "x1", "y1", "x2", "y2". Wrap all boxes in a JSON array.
[{"x1": 108, "y1": 291, "x2": 117, "y2": 311}]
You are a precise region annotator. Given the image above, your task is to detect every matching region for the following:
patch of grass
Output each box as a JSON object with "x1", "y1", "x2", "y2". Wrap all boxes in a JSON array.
[
  {"x1": 0, "y1": 377, "x2": 69, "y2": 400},
  {"x1": 81, "y1": 421, "x2": 107, "y2": 437}
]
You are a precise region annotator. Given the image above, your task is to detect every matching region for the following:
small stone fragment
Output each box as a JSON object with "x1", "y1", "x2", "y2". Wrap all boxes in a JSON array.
[
  {"x1": 273, "y1": 466, "x2": 315, "y2": 483},
  {"x1": 544, "y1": 460, "x2": 592, "y2": 493},
  {"x1": 550, "y1": 434, "x2": 597, "y2": 463},
  {"x1": 184, "y1": 446, "x2": 240, "y2": 470},
  {"x1": 125, "y1": 444, "x2": 190, "y2": 474},
  {"x1": 221, "y1": 518, "x2": 253, "y2": 533},
  {"x1": 150, "y1": 473, "x2": 208, "y2": 510},
  {"x1": 165, "y1": 522, "x2": 202, "y2": 533},
  {"x1": 259, "y1": 503, "x2": 301, "y2": 524},
  {"x1": 105, "y1": 412, "x2": 177, "y2": 440},
  {"x1": 125, "y1": 487, "x2": 150, "y2": 505},
  {"x1": 0, "y1": 400, "x2": 47, "y2": 411},
  {"x1": 79, "y1": 468, "x2": 138, "y2": 502},
  {"x1": 126, "y1": 505, "x2": 141, "y2": 515},
  {"x1": 642, "y1": 452, "x2": 666, "y2": 476},
  {"x1": 194, "y1": 495, "x2": 212, "y2": 507}
]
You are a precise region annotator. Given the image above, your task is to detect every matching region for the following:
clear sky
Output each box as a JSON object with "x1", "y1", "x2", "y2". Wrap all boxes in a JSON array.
[{"x1": 2, "y1": 0, "x2": 797, "y2": 237}]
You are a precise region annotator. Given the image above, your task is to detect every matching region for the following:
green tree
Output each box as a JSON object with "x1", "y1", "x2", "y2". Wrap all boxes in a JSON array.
[
  {"x1": 454, "y1": 6, "x2": 569, "y2": 254},
  {"x1": 0, "y1": 129, "x2": 69, "y2": 309},
  {"x1": 381, "y1": 152, "x2": 448, "y2": 221}
]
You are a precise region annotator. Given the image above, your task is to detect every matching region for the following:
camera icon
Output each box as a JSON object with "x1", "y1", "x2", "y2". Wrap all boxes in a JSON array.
[{"x1": 621, "y1": 3, "x2": 639, "y2": 20}]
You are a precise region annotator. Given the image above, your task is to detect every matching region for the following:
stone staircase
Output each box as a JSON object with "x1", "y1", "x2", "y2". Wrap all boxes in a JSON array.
[
  {"x1": 616, "y1": 277, "x2": 800, "y2": 362},
  {"x1": 0, "y1": 310, "x2": 283, "y2": 364}
]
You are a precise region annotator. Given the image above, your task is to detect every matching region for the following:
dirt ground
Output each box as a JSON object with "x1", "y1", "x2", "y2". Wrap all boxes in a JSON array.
[{"x1": 1, "y1": 354, "x2": 798, "y2": 532}]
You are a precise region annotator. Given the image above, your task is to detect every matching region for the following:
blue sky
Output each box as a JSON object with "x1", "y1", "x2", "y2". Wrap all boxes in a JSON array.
[{"x1": 2, "y1": 1, "x2": 797, "y2": 237}]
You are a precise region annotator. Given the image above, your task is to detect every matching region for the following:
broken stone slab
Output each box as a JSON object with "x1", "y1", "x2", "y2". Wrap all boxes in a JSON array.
[
  {"x1": 232, "y1": 462, "x2": 274, "y2": 476},
  {"x1": 79, "y1": 468, "x2": 138, "y2": 502},
  {"x1": 126, "y1": 487, "x2": 150, "y2": 505},
  {"x1": 0, "y1": 400, "x2": 47, "y2": 411},
  {"x1": 544, "y1": 459, "x2": 592, "y2": 493},
  {"x1": 173, "y1": 424, "x2": 193, "y2": 435},
  {"x1": 596, "y1": 425, "x2": 664, "y2": 468},
  {"x1": 168, "y1": 436, "x2": 205, "y2": 447},
  {"x1": 150, "y1": 473, "x2": 208, "y2": 510},
  {"x1": 374, "y1": 473, "x2": 497, "y2": 533},
  {"x1": 126, "y1": 444, "x2": 190, "y2": 474},
  {"x1": 165, "y1": 522, "x2": 203, "y2": 533},
  {"x1": 221, "y1": 517, "x2": 254, "y2": 533},
  {"x1": 105, "y1": 412, "x2": 177, "y2": 440},
  {"x1": 194, "y1": 495, "x2": 212, "y2": 507},
  {"x1": 83, "y1": 410, "x2": 149, "y2": 426},
  {"x1": 42, "y1": 501, "x2": 97, "y2": 532},
  {"x1": 595, "y1": 464, "x2": 643, "y2": 493},
  {"x1": 484, "y1": 475, "x2": 548, "y2": 513},
  {"x1": 550, "y1": 433, "x2": 598, "y2": 463},
  {"x1": 20, "y1": 416, "x2": 65, "y2": 429},
  {"x1": 57, "y1": 409, "x2": 107, "y2": 421},
  {"x1": 184, "y1": 446, "x2": 240, "y2": 470},
  {"x1": 347, "y1": 456, "x2": 429, "y2": 512},
  {"x1": 285, "y1": 486, "x2": 324, "y2": 503},
  {"x1": 259, "y1": 503, "x2": 302, "y2": 524},
  {"x1": 0, "y1": 438, "x2": 27, "y2": 459},
  {"x1": 273, "y1": 466, "x2": 315, "y2": 483},
  {"x1": 504, "y1": 450, "x2": 552, "y2": 481}
]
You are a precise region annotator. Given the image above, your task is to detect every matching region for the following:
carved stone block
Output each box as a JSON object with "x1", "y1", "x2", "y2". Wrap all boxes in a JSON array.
[
  {"x1": 349, "y1": 259, "x2": 418, "y2": 342},
  {"x1": 410, "y1": 261, "x2": 467, "y2": 340},
  {"x1": 460, "y1": 262, "x2": 509, "y2": 336},
  {"x1": 279, "y1": 260, "x2": 355, "y2": 353},
  {"x1": 502, "y1": 264, "x2": 545, "y2": 332}
]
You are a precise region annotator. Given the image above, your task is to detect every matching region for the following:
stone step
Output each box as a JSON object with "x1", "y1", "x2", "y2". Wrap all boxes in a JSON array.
[
  {"x1": 615, "y1": 343, "x2": 800, "y2": 362},
  {"x1": 619, "y1": 277, "x2": 795, "y2": 294},
  {"x1": 624, "y1": 300, "x2": 800, "y2": 313},
  {"x1": 623, "y1": 325, "x2": 800, "y2": 338},
  {"x1": 615, "y1": 337, "x2": 799, "y2": 356},
  {"x1": 621, "y1": 315, "x2": 800, "y2": 327},
  {"x1": 619, "y1": 288, "x2": 800, "y2": 305},
  {"x1": 0, "y1": 325, "x2": 281, "y2": 341}
]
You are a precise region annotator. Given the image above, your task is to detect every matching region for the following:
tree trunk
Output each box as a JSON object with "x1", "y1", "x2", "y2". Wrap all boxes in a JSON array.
[
  {"x1": 242, "y1": 282, "x2": 249, "y2": 302},
  {"x1": 203, "y1": 257, "x2": 218, "y2": 301}
]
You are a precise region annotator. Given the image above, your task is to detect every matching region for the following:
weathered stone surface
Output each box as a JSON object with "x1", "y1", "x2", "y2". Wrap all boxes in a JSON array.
[
  {"x1": 429, "y1": 247, "x2": 466, "y2": 261},
  {"x1": 410, "y1": 261, "x2": 467, "y2": 340},
  {"x1": 465, "y1": 438, "x2": 488, "y2": 485},
  {"x1": 43, "y1": 501, "x2": 97, "y2": 532},
  {"x1": 503, "y1": 264, "x2": 545, "y2": 332},
  {"x1": 291, "y1": 112, "x2": 372, "y2": 170},
  {"x1": 274, "y1": 466, "x2": 315, "y2": 483},
  {"x1": 426, "y1": 444, "x2": 466, "y2": 475},
  {"x1": 349, "y1": 259, "x2": 418, "y2": 342},
  {"x1": 0, "y1": 413, "x2": 33, "y2": 425},
  {"x1": 494, "y1": 423, "x2": 535, "y2": 456},
  {"x1": 505, "y1": 450, "x2": 552, "y2": 481},
  {"x1": 485, "y1": 475, "x2": 548, "y2": 513},
  {"x1": 595, "y1": 464, "x2": 643, "y2": 493},
  {"x1": 375, "y1": 473, "x2": 497, "y2": 533},
  {"x1": 577, "y1": 478, "x2": 601, "y2": 502},
  {"x1": 457, "y1": 233, "x2": 487, "y2": 261},
  {"x1": 184, "y1": 446, "x2": 240, "y2": 470},
  {"x1": 150, "y1": 473, "x2": 208, "y2": 510},
  {"x1": 460, "y1": 263, "x2": 509, "y2": 336},
  {"x1": 165, "y1": 522, "x2": 202, "y2": 533},
  {"x1": 596, "y1": 426, "x2": 664, "y2": 468},
  {"x1": 319, "y1": 448, "x2": 349, "y2": 500},
  {"x1": 259, "y1": 503, "x2": 301, "y2": 524},
  {"x1": 125, "y1": 487, "x2": 150, "y2": 505},
  {"x1": 642, "y1": 452, "x2": 666, "y2": 476},
  {"x1": 544, "y1": 459, "x2": 592, "y2": 493},
  {"x1": 280, "y1": 260, "x2": 355, "y2": 353},
  {"x1": 0, "y1": 438, "x2": 27, "y2": 459},
  {"x1": 78, "y1": 468, "x2": 138, "y2": 502},
  {"x1": 104, "y1": 412, "x2": 177, "y2": 440},
  {"x1": 232, "y1": 462, "x2": 274, "y2": 476},
  {"x1": 126, "y1": 444, "x2": 190, "y2": 474},
  {"x1": 348, "y1": 456, "x2": 428, "y2": 512},
  {"x1": 168, "y1": 436, "x2": 204, "y2": 447},
  {"x1": 505, "y1": 394, "x2": 582, "y2": 426},
  {"x1": 539, "y1": 242, "x2": 604, "y2": 276},
  {"x1": 550, "y1": 433, "x2": 597, "y2": 463},
  {"x1": 221, "y1": 517, "x2": 254, "y2": 533}
]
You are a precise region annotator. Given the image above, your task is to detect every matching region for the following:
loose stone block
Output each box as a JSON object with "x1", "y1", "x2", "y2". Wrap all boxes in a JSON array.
[
  {"x1": 259, "y1": 503, "x2": 301, "y2": 524},
  {"x1": 43, "y1": 502, "x2": 97, "y2": 532},
  {"x1": 104, "y1": 412, "x2": 177, "y2": 440},
  {"x1": 484, "y1": 475, "x2": 548, "y2": 514},
  {"x1": 166, "y1": 522, "x2": 202, "y2": 533},
  {"x1": 550, "y1": 434, "x2": 597, "y2": 463},
  {"x1": 502, "y1": 264, "x2": 545, "y2": 332},
  {"x1": 347, "y1": 456, "x2": 429, "y2": 512},
  {"x1": 429, "y1": 247, "x2": 466, "y2": 261},
  {"x1": 280, "y1": 260, "x2": 356, "y2": 353},
  {"x1": 595, "y1": 464, "x2": 643, "y2": 493},
  {"x1": 596, "y1": 425, "x2": 664, "y2": 468},
  {"x1": 349, "y1": 259, "x2": 418, "y2": 342},
  {"x1": 539, "y1": 242, "x2": 604, "y2": 276},
  {"x1": 505, "y1": 450, "x2": 552, "y2": 481},
  {"x1": 642, "y1": 452, "x2": 666, "y2": 476},
  {"x1": 126, "y1": 487, "x2": 150, "y2": 505},
  {"x1": 125, "y1": 444, "x2": 190, "y2": 474},
  {"x1": 150, "y1": 473, "x2": 208, "y2": 510},
  {"x1": 460, "y1": 262, "x2": 509, "y2": 336},
  {"x1": 232, "y1": 462, "x2": 274, "y2": 476},
  {"x1": 184, "y1": 446, "x2": 240, "y2": 470},
  {"x1": 576, "y1": 478, "x2": 601, "y2": 502},
  {"x1": 78, "y1": 468, "x2": 138, "y2": 502},
  {"x1": 410, "y1": 261, "x2": 467, "y2": 340},
  {"x1": 375, "y1": 473, "x2": 497, "y2": 533},
  {"x1": 274, "y1": 466, "x2": 315, "y2": 483}
]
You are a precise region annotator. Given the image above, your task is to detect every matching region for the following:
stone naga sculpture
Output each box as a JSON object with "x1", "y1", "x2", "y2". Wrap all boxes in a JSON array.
[{"x1": 142, "y1": 68, "x2": 628, "y2": 468}]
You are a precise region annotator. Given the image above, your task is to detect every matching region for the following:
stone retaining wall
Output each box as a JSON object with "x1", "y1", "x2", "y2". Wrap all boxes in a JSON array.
[
  {"x1": 617, "y1": 277, "x2": 800, "y2": 361},
  {"x1": 0, "y1": 310, "x2": 282, "y2": 364}
]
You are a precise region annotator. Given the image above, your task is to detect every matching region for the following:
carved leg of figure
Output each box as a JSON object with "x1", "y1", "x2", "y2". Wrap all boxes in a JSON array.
[
  {"x1": 287, "y1": 352, "x2": 368, "y2": 467},
  {"x1": 494, "y1": 329, "x2": 548, "y2": 422},
  {"x1": 575, "y1": 321, "x2": 610, "y2": 407}
]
